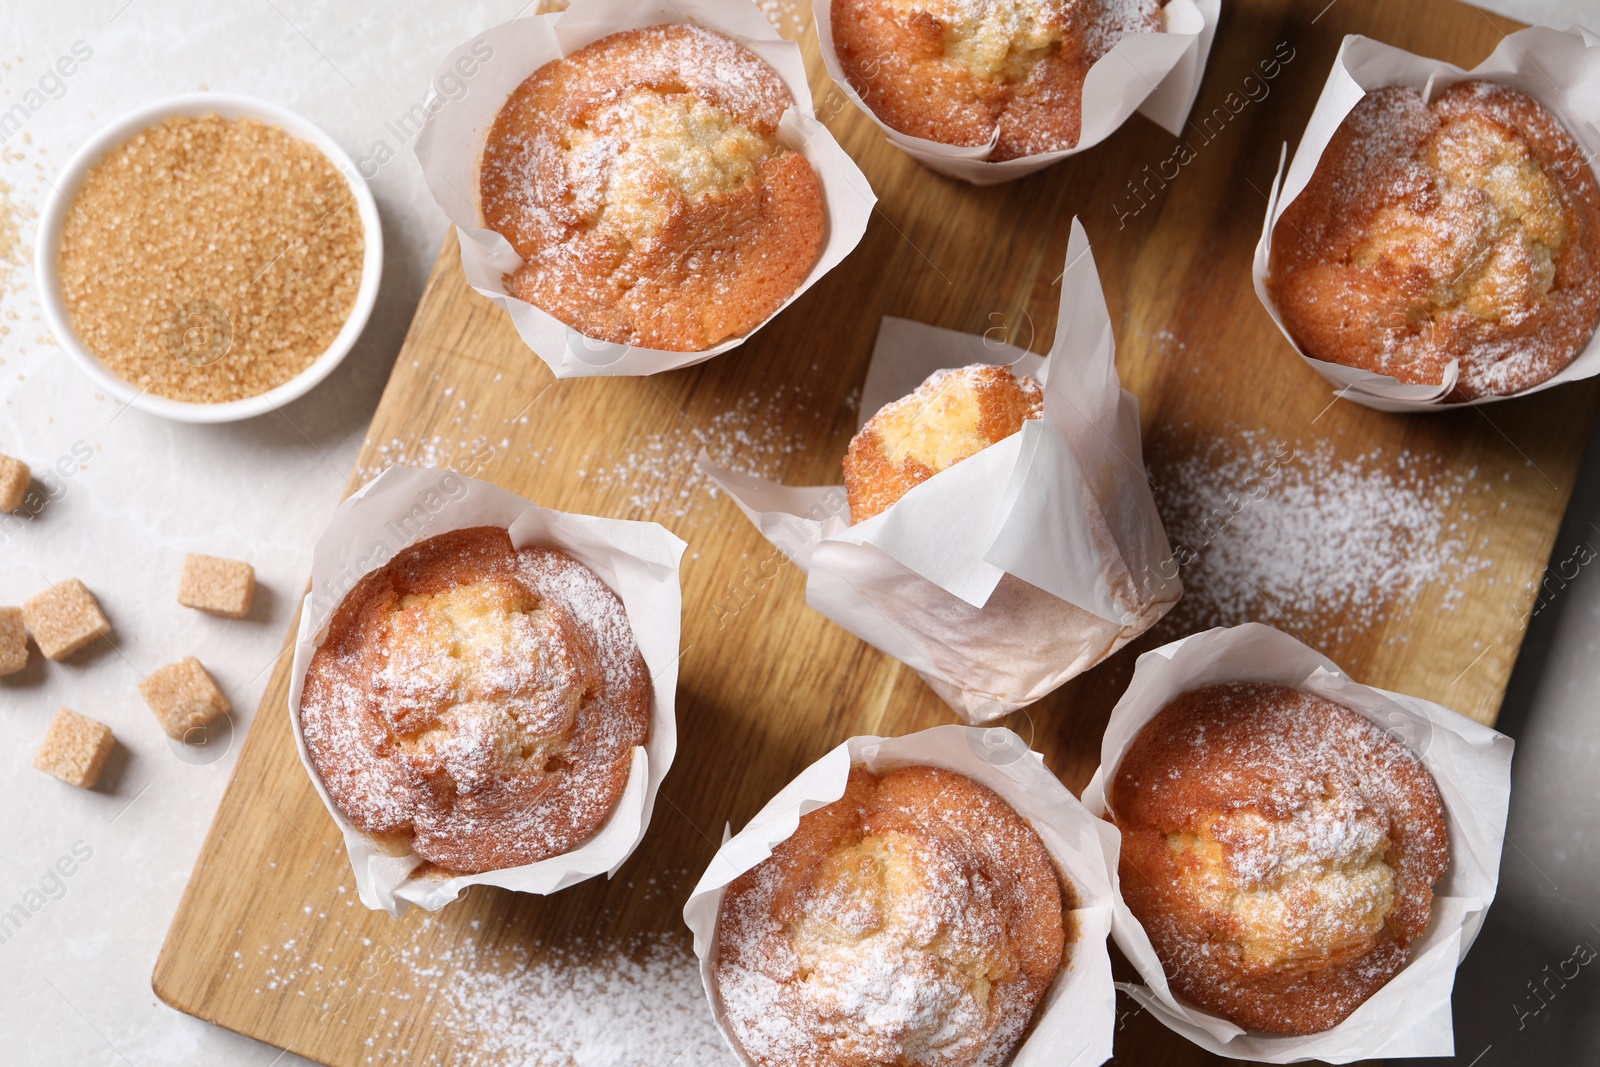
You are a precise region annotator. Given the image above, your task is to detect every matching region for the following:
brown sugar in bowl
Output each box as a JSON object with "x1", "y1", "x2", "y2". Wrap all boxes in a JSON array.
[{"x1": 36, "y1": 93, "x2": 382, "y2": 424}]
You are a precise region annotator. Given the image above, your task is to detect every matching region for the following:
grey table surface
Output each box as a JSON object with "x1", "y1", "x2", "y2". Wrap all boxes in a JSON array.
[{"x1": 0, "y1": 1, "x2": 1594, "y2": 1064}]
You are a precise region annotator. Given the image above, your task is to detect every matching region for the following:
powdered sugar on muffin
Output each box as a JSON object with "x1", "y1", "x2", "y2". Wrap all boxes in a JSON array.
[
  {"x1": 715, "y1": 764, "x2": 1069, "y2": 1067},
  {"x1": 1109, "y1": 682, "x2": 1449, "y2": 1035},
  {"x1": 299, "y1": 527, "x2": 651, "y2": 874},
  {"x1": 480, "y1": 25, "x2": 826, "y2": 351},
  {"x1": 1268, "y1": 80, "x2": 1600, "y2": 400},
  {"x1": 831, "y1": 0, "x2": 1162, "y2": 160}
]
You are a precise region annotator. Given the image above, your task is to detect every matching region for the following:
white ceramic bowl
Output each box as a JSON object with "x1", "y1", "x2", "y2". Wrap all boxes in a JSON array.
[{"x1": 35, "y1": 93, "x2": 383, "y2": 423}]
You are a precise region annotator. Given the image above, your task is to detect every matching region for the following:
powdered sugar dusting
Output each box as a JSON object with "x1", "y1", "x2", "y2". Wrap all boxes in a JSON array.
[
  {"x1": 718, "y1": 835, "x2": 1026, "y2": 1066},
  {"x1": 1270, "y1": 80, "x2": 1600, "y2": 399},
  {"x1": 1150, "y1": 430, "x2": 1494, "y2": 645},
  {"x1": 478, "y1": 22, "x2": 821, "y2": 351},
  {"x1": 518, "y1": 547, "x2": 645, "y2": 698},
  {"x1": 754, "y1": 0, "x2": 808, "y2": 37},
  {"x1": 582, "y1": 382, "x2": 831, "y2": 517},
  {"x1": 430, "y1": 935, "x2": 734, "y2": 1066},
  {"x1": 236, "y1": 877, "x2": 735, "y2": 1066},
  {"x1": 1077, "y1": 0, "x2": 1165, "y2": 56},
  {"x1": 361, "y1": 435, "x2": 496, "y2": 479},
  {"x1": 360, "y1": 381, "x2": 838, "y2": 522}
]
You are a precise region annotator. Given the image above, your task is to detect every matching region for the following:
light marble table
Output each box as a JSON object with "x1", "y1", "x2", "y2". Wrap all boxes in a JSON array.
[{"x1": 0, "y1": 2, "x2": 1593, "y2": 1064}]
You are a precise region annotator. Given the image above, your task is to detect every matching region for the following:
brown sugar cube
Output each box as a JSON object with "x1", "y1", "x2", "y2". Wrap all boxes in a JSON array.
[
  {"x1": 22, "y1": 579, "x2": 112, "y2": 660},
  {"x1": 0, "y1": 453, "x2": 28, "y2": 512},
  {"x1": 0, "y1": 606, "x2": 26, "y2": 675},
  {"x1": 140, "y1": 656, "x2": 231, "y2": 740},
  {"x1": 177, "y1": 554, "x2": 255, "y2": 618},
  {"x1": 33, "y1": 708, "x2": 116, "y2": 789}
]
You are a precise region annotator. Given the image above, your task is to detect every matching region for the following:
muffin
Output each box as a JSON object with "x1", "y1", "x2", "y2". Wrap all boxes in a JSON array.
[
  {"x1": 831, "y1": 0, "x2": 1163, "y2": 160},
  {"x1": 1267, "y1": 80, "x2": 1600, "y2": 400},
  {"x1": 843, "y1": 363, "x2": 1044, "y2": 521},
  {"x1": 299, "y1": 526, "x2": 651, "y2": 874},
  {"x1": 1108, "y1": 683, "x2": 1449, "y2": 1035},
  {"x1": 715, "y1": 764, "x2": 1070, "y2": 1066},
  {"x1": 479, "y1": 25, "x2": 827, "y2": 352}
]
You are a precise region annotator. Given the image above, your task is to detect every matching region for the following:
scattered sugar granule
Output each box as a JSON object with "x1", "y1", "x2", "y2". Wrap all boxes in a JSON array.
[
  {"x1": 249, "y1": 913, "x2": 733, "y2": 1066},
  {"x1": 0, "y1": 175, "x2": 31, "y2": 303},
  {"x1": 361, "y1": 382, "x2": 825, "y2": 522}
]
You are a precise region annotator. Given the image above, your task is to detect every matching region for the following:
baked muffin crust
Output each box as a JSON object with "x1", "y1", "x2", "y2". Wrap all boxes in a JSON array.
[
  {"x1": 1268, "y1": 80, "x2": 1600, "y2": 400},
  {"x1": 716, "y1": 764, "x2": 1069, "y2": 1066},
  {"x1": 480, "y1": 25, "x2": 827, "y2": 351},
  {"x1": 843, "y1": 363, "x2": 1044, "y2": 522},
  {"x1": 1109, "y1": 683, "x2": 1449, "y2": 1035},
  {"x1": 300, "y1": 526, "x2": 651, "y2": 874},
  {"x1": 831, "y1": 0, "x2": 1162, "y2": 160}
]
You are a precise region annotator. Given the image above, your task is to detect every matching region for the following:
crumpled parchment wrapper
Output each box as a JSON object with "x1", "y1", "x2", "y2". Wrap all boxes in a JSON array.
[
  {"x1": 287, "y1": 466, "x2": 687, "y2": 915},
  {"x1": 811, "y1": 0, "x2": 1220, "y2": 185},
  {"x1": 1253, "y1": 27, "x2": 1600, "y2": 411},
  {"x1": 414, "y1": 0, "x2": 876, "y2": 377},
  {"x1": 1081, "y1": 622, "x2": 1515, "y2": 1062},
  {"x1": 701, "y1": 219, "x2": 1181, "y2": 721},
  {"x1": 684, "y1": 724, "x2": 1121, "y2": 1067}
]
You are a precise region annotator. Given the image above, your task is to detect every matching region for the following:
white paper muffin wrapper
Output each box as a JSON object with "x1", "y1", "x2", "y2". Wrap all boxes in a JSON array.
[
  {"x1": 412, "y1": 0, "x2": 876, "y2": 378},
  {"x1": 1080, "y1": 623, "x2": 1515, "y2": 1062},
  {"x1": 287, "y1": 466, "x2": 687, "y2": 915},
  {"x1": 1252, "y1": 27, "x2": 1600, "y2": 412},
  {"x1": 684, "y1": 725, "x2": 1120, "y2": 1067},
  {"x1": 701, "y1": 219, "x2": 1181, "y2": 722},
  {"x1": 811, "y1": 0, "x2": 1219, "y2": 185}
]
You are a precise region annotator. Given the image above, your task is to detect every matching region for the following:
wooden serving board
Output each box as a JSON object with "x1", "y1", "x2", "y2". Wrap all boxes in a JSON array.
[{"x1": 155, "y1": 1, "x2": 1593, "y2": 1064}]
